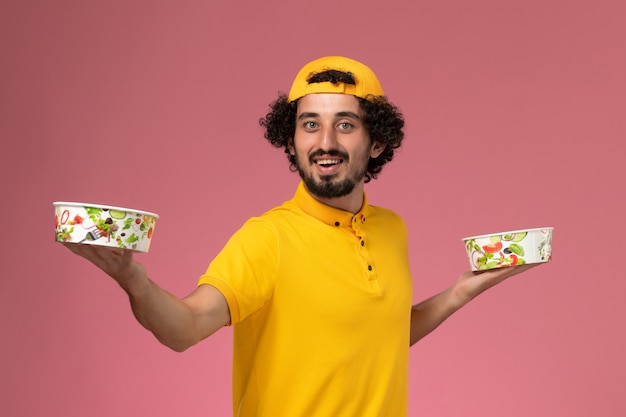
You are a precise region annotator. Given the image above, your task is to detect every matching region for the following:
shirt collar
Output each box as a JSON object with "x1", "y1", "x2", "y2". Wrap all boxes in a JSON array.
[{"x1": 293, "y1": 181, "x2": 370, "y2": 227}]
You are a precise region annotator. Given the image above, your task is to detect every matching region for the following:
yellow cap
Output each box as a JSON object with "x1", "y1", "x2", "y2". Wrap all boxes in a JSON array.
[{"x1": 287, "y1": 56, "x2": 385, "y2": 102}]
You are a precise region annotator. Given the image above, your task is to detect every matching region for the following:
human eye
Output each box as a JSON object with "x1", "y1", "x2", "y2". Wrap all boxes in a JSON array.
[
  {"x1": 303, "y1": 121, "x2": 318, "y2": 130},
  {"x1": 337, "y1": 122, "x2": 354, "y2": 130}
]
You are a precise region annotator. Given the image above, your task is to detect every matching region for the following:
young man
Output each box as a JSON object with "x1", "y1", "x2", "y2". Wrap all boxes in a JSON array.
[{"x1": 65, "y1": 56, "x2": 540, "y2": 416}]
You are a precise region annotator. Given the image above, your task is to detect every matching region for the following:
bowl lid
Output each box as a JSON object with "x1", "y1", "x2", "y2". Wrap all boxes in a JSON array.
[
  {"x1": 53, "y1": 201, "x2": 159, "y2": 219},
  {"x1": 462, "y1": 226, "x2": 553, "y2": 241}
]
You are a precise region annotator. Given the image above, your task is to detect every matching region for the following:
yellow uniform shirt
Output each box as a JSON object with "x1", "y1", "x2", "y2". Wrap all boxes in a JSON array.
[{"x1": 198, "y1": 182, "x2": 413, "y2": 416}]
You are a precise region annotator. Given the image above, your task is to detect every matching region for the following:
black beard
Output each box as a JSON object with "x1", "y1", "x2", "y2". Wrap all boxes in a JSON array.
[
  {"x1": 300, "y1": 171, "x2": 358, "y2": 199},
  {"x1": 295, "y1": 149, "x2": 367, "y2": 200}
]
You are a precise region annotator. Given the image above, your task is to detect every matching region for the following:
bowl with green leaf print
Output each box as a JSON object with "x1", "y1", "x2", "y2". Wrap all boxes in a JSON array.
[
  {"x1": 462, "y1": 227, "x2": 553, "y2": 271},
  {"x1": 54, "y1": 202, "x2": 159, "y2": 253}
]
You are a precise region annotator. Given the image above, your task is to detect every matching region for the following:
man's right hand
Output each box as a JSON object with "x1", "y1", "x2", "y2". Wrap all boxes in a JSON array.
[{"x1": 63, "y1": 243, "x2": 147, "y2": 293}]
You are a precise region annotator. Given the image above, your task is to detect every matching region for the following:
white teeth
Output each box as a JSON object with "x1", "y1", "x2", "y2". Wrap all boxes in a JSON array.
[{"x1": 317, "y1": 159, "x2": 340, "y2": 166}]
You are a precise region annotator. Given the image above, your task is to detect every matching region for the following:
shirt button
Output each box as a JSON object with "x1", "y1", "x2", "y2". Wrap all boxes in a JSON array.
[
  {"x1": 368, "y1": 265, "x2": 372, "y2": 271},
  {"x1": 334, "y1": 221, "x2": 340, "y2": 226},
  {"x1": 361, "y1": 240, "x2": 365, "y2": 246}
]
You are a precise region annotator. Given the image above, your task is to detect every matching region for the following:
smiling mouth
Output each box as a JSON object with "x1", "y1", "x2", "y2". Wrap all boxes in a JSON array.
[{"x1": 315, "y1": 158, "x2": 343, "y2": 167}]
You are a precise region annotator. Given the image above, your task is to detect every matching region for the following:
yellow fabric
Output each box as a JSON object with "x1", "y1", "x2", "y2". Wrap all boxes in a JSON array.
[
  {"x1": 287, "y1": 56, "x2": 385, "y2": 102},
  {"x1": 198, "y1": 182, "x2": 413, "y2": 417}
]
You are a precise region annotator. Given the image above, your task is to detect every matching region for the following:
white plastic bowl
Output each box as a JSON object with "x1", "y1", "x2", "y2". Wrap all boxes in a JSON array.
[
  {"x1": 54, "y1": 202, "x2": 159, "y2": 253},
  {"x1": 462, "y1": 227, "x2": 553, "y2": 271}
]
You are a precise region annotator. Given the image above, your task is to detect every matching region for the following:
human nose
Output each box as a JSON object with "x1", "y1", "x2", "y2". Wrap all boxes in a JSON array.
[{"x1": 319, "y1": 125, "x2": 338, "y2": 149}]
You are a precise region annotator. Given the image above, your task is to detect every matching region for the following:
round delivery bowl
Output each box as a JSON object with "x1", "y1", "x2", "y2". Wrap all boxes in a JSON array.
[
  {"x1": 462, "y1": 227, "x2": 553, "y2": 271},
  {"x1": 54, "y1": 202, "x2": 159, "y2": 253}
]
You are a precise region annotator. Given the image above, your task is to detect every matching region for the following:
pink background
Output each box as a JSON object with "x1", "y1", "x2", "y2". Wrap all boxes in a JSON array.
[{"x1": 1, "y1": 0, "x2": 625, "y2": 416}]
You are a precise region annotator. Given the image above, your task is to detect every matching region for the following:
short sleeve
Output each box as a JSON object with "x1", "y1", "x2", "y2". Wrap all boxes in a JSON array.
[{"x1": 198, "y1": 218, "x2": 279, "y2": 324}]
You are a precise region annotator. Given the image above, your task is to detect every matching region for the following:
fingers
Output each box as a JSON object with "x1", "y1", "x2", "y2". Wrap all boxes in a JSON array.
[
  {"x1": 120, "y1": 247, "x2": 135, "y2": 268},
  {"x1": 62, "y1": 242, "x2": 134, "y2": 274},
  {"x1": 63, "y1": 242, "x2": 125, "y2": 259},
  {"x1": 473, "y1": 263, "x2": 540, "y2": 279},
  {"x1": 457, "y1": 262, "x2": 545, "y2": 300}
]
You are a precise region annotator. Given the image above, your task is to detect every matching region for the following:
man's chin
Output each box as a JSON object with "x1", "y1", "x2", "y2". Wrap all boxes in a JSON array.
[{"x1": 302, "y1": 176, "x2": 355, "y2": 200}]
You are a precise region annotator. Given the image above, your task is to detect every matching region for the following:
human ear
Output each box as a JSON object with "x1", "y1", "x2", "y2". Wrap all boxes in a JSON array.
[{"x1": 370, "y1": 141, "x2": 386, "y2": 158}]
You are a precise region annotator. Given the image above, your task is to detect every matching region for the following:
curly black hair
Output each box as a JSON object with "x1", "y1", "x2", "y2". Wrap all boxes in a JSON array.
[{"x1": 259, "y1": 93, "x2": 404, "y2": 183}]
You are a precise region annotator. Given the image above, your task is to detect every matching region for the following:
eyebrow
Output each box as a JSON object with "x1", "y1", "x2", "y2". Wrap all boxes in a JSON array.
[{"x1": 297, "y1": 111, "x2": 362, "y2": 120}]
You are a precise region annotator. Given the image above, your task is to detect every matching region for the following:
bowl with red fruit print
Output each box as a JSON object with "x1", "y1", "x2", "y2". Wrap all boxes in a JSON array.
[
  {"x1": 54, "y1": 202, "x2": 159, "y2": 253},
  {"x1": 462, "y1": 227, "x2": 553, "y2": 271}
]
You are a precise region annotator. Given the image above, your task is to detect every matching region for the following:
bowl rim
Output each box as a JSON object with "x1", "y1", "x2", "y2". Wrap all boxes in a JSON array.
[
  {"x1": 53, "y1": 201, "x2": 159, "y2": 219},
  {"x1": 462, "y1": 227, "x2": 553, "y2": 241}
]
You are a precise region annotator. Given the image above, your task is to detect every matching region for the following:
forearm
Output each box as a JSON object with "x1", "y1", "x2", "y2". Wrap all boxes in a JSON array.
[
  {"x1": 123, "y1": 277, "x2": 203, "y2": 352},
  {"x1": 409, "y1": 286, "x2": 466, "y2": 346}
]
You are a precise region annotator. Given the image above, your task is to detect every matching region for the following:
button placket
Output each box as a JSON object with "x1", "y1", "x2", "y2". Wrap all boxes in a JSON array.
[{"x1": 352, "y1": 215, "x2": 375, "y2": 279}]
